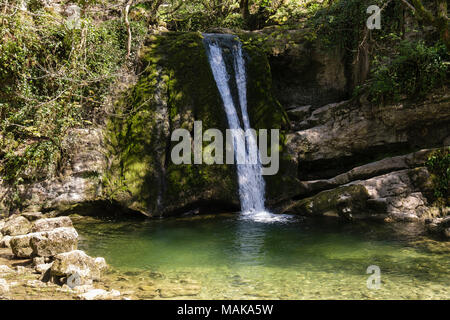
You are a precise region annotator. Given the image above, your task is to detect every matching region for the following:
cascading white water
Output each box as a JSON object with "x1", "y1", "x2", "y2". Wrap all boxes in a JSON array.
[{"x1": 203, "y1": 34, "x2": 267, "y2": 215}]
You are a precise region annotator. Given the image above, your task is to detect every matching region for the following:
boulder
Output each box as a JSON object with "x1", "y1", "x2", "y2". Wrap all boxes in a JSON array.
[
  {"x1": 427, "y1": 216, "x2": 450, "y2": 238},
  {"x1": 31, "y1": 217, "x2": 73, "y2": 233},
  {"x1": 279, "y1": 185, "x2": 370, "y2": 220},
  {"x1": 286, "y1": 92, "x2": 450, "y2": 181},
  {"x1": 10, "y1": 234, "x2": 35, "y2": 258},
  {"x1": 30, "y1": 227, "x2": 78, "y2": 257},
  {"x1": 1, "y1": 215, "x2": 32, "y2": 236},
  {"x1": 50, "y1": 250, "x2": 108, "y2": 284},
  {"x1": 0, "y1": 220, "x2": 5, "y2": 232}
]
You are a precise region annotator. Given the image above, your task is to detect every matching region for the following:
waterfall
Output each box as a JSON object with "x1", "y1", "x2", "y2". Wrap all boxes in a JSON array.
[{"x1": 203, "y1": 34, "x2": 267, "y2": 215}]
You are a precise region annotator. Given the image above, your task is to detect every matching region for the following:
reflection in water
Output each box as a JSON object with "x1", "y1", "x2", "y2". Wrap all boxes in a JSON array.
[{"x1": 75, "y1": 215, "x2": 450, "y2": 299}]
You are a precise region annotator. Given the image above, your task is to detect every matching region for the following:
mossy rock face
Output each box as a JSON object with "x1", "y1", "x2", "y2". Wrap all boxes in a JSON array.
[
  {"x1": 105, "y1": 32, "x2": 298, "y2": 216},
  {"x1": 281, "y1": 185, "x2": 370, "y2": 219}
]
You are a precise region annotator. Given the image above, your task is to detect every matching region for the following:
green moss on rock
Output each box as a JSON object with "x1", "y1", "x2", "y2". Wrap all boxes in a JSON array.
[
  {"x1": 282, "y1": 185, "x2": 370, "y2": 219},
  {"x1": 105, "y1": 32, "x2": 299, "y2": 216}
]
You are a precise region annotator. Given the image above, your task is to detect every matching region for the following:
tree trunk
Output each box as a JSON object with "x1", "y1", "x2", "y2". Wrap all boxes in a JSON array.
[
  {"x1": 240, "y1": 0, "x2": 250, "y2": 22},
  {"x1": 123, "y1": 0, "x2": 133, "y2": 59},
  {"x1": 435, "y1": 0, "x2": 449, "y2": 50}
]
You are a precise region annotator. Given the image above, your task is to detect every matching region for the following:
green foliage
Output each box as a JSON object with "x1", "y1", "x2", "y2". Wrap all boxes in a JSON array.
[
  {"x1": 426, "y1": 148, "x2": 450, "y2": 205},
  {"x1": 306, "y1": 0, "x2": 392, "y2": 50},
  {"x1": 369, "y1": 41, "x2": 449, "y2": 103},
  {"x1": 0, "y1": 6, "x2": 147, "y2": 188}
]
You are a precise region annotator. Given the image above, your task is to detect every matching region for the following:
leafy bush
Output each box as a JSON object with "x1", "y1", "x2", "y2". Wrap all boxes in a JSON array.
[
  {"x1": 0, "y1": 6, "x2": 147, "y2": 188},
  {"x1": 426, "y1": 148, "x2": 450, "y2": 205},
  {"x1": 369, "y1": 40, "x2": 449, "y2": 103}
]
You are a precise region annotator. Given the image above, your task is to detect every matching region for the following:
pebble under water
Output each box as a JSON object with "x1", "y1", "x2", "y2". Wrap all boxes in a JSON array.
[{"x1": 74, "y1": 214, "x2": 450, "y2": 300}]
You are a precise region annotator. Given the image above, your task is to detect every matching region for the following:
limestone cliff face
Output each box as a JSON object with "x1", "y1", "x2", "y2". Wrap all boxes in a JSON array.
[
  {"x1": 265, "y1": 31, "x2": 450, "y2": 221},
  {"x1": 0, "y1": 30, "x2": 448, "y2": 221},
  {"x1": 0, "y1": 128, "x2": 106, "y2": 214}
]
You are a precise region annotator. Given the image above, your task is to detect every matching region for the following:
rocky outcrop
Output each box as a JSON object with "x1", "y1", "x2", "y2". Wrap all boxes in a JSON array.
[
  {"x1": 427, "y1": 216, "x2": 450, "y2": 238},
  {"x1": 280, "y1": 185, "x2": 370, "y2": 219},
  {"x1": 0, "y1": 31, "x2": 446, "y2": 223},
  {"x1": 30, "y1": 227, "x2": 78, "y2": 257},
  {"x1": 286, "y1": 93, "x2": 450, "y2": 181},
  {"x1": 10, "y1": 227, "x2": 78, "y2": 258},
  {"x1": 0, "y1": 128, "x2": 106, "y2": 214},
  {"x1": 277, "y1": 80, "x2": 449, "y2": 222},
  {"x1": 50, "y1": 250, "x2": 108, "y2": 285},
  {"x1": 0, "y1": 214, "x2": 113, "y2": 298},
  {"x1": 278, "y1": 160, "x2": 439, "y2": 221}
]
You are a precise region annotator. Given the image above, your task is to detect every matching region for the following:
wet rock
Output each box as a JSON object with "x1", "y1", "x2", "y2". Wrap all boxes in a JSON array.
[
  {"x1": 50, "y1": 250, "x2": 108, "y2": 284},
  {"x1": 30, "y1": 227, "x2": 78, "y2": 257},
  {"x1": 31, "y1": 217, "x2": 73, "y2": 233},
  {"x1": 312, "y1": 168, "x2": 433, "y2": 221},
  {"x1": 1, "y1": 215, "x2": 32, "y2": 236},
  {"x1": 78, "y1": 288, "x2": 120, "y2": 300},
  {"x1": 427, "y1": 216, "x2": 450, "y2": 238},
  {"x1": 444, "y1": 228, "x2": 450, "y2": 238},
  {"x1": 22, "y1": 212, "x2": 45, "y2": 222},
  {"x1": 0, "y1": 128, "x2": 106, "y2": 213},
  {"x1": 0, "y1": 235, "x2": 12, "y2": 248},
  {"x1": 280, "y1": 185, "x2": 369, "y2": 219},
  {"x1": 286, "y1": 95, "x2": 450, "y2": 179},
  {"x1": 0, "y1": 278, "x2": 9, "y2": 295}
]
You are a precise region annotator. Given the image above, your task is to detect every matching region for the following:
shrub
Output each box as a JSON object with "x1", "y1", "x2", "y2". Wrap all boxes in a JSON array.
[
  {"x1": 425, "y1": 148, "x2": 450, "y2": 206},
  {"x1": 369, "y1": 40, "x2": 449, "y2": 103}
]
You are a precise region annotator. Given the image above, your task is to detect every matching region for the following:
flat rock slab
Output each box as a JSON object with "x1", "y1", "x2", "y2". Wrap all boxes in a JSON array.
[{"x1": 32, "y1": 217, "x2": 73, "y2": 233}]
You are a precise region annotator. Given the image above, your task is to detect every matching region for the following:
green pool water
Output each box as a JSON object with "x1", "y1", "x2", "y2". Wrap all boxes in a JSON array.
[{"x1": 74, "y1": 214, "x2": 450, "y2": 299}]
